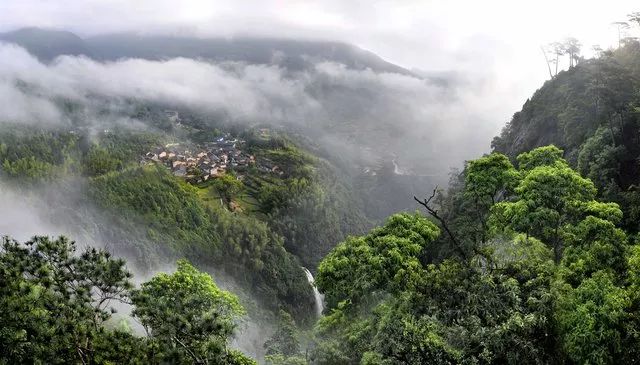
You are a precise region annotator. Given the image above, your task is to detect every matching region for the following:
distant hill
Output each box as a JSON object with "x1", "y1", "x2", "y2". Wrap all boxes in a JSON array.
[
  {"x1": 0, "y1": 27, "x2": 416, "y2": 76},
  {"x1": 86, "y1": 34, "x2": 416, "y2": 75},
  {"x1": 0, "y1": 27, "x2": 92, "y2": 60}
]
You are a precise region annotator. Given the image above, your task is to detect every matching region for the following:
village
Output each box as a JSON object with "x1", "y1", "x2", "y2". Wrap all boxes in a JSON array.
[{"x1": 141, "y1": 134, "x2": 283, "y2": 183}]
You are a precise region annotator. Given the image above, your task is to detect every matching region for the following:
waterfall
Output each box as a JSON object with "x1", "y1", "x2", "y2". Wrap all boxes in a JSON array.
[
  {"x1": 392, "y1": 159, "x2": 404, "y2": 175},
  {"x1": 303, "y1": 267, "x2": 325, "y2": 318}
]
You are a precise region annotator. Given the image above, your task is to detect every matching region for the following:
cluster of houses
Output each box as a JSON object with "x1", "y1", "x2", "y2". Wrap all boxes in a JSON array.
[{"x1": 142, "y1": 135, "x2": 283, "y2": 183}]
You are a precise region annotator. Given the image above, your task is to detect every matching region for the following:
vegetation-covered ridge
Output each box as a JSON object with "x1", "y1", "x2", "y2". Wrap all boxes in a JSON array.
[
  {"x1": 0, "y1": 121, "x2": 367, "y2": 320},
  {"x1": 492, "y1": 38, "x2": 640, "y2": 233},
  {"x1": 306, "y1": 145, "x2": 640, "y2": 364},
  {"x1": 4, "y1": 13, "x2": 640, "y2": 365}
]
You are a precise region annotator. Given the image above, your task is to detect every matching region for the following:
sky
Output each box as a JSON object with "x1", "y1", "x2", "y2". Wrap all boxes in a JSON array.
[
  {"x1": 0, "y1": 1, "x2": 637, "y2": 63},
  {"x1": 0, "y1": 0, "x2": 638, "y2": 147}
]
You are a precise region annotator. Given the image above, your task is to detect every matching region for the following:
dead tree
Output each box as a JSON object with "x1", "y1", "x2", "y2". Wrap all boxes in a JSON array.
[{"x1": 414, "y1": 188, "x2": 468, "y2": 260}]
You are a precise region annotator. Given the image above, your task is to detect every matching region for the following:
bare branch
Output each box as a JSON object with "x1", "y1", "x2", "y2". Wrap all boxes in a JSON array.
[{"x1": 414, "y1": 187, "x2": 468, "y2": 260}]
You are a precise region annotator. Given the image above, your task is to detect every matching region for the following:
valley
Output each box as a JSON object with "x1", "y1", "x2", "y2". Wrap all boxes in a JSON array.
[{"x1": 2, "y1": 5, "x2": 640, "y2": 364}]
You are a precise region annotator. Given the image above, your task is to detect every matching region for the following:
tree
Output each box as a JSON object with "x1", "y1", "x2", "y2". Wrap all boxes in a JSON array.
[
  {"x1": 592, "y1": 44, "x2": 604, "y2": 58},
  {"x1": 489, "y1": 146, "x2": 621, "y2": 262},
  {"x1": 264, "y1": 311, "x2": 307, "y2": 365},
  {"x1": 213, "y1": 173, "x2": 244, "y2": 206},
  {"x1": 628, "y1": 12, "x2": 640, "y2": 28},
  {"x1": 564, "y1": 37, "x2": 582, "y2": 68},
  {"x1": 0, "y1": 236, "x2": 257, "y2": 364},
  {"x1": 548, "y1": 42, "x2": 566, "y2": 77},
  {"x1": 314, "y1": 201, "x2": 557, "y2": 363},
  {"x1": 131, "y1": 259, "x2": 247, "y2": 365},
  {"x1": 0, "y1": 236, "x2": 134, "y2": 364},
  {"x1": 555, "y1": 272, "x2": 630, "y2": 364},
  {"x1": 363, "y1": 303, "x2": 461, "y2": 364},
  {"x1": 265, "y1": 311, "x2": 302, "y2": 357},
  {"x1": 516, "y1": 145, "x2": 566, "y2": 171},
  {"x1": 84, "y1": 145, "x2": 122, "y2": 176},
  {"x1": 462, "y1": 153, "x2": 519, "y2": 246},
  {"x1": 611, "y1": 22, "x2": 630, "y2": 48},
  {"x1": 561, "y1": 216, "x2": 628, "y2": 286},
  {"x1": 316, "y1": 212, "x2": 440, "y2": 309},
  {"x1": 463, "y1": 146, "x2": 636, "y2": 362}
]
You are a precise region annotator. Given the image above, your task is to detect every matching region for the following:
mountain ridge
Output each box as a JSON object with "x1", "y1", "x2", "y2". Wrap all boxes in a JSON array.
[{"x1": 0, "y1": 27, "x2": 417, "y2": 76}]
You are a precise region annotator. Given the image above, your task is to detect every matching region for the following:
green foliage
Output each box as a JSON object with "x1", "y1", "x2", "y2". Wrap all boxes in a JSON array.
[
  {"x1": 0, "y1": 236, "x2": 256, "y2": 364},
  {"x1": 89, "y1": 165, "x2": 315, "y2": 319},
  {"x1": 0, "y1": 125, "x2": 162, "y2": 181},
  {"x1": 492, "y1": 40, "x2": 640, "y2": 234},
  {"x1": 363, "y1": 301, "x2": 461, "y2": 365},
  {"x1": 465, "y1": 152, "x2": 519, "y2": 203},
  {"x1": 265, "y1": 354, "x2": 308, "y2": 365},
  {"x1": 0, "y1": 126, "x2": 79, "y2": 180},
  {"x1": 245, "y1": 134, "x2": 370, "y2": 269},
  {"x1": 90, "y1": 165, "x2": 216, "y2": 248},
  {"x1": 0, "y1": 236, "x2": 133, "y2": 364},
  {"x1": 1, "y1": 155, "x2": 57, "y2": 180},
  {"x1": 213, "y1": 173, "x2": 244, "y2": 203},
  {"x1": 313, "y1": 208, "x2": 556, "y2": 363},
  {"x1": 131, "y1": 259, "x2": 244, "y2": 364},
  {"x1": 264, "y1": 311, "x2": 302, "y2": 357},
  {"x1": 227, "y1": 350, "x2": 259, "y2": 365},
  {"x1": 577, "y1": 127, "x2": 622, "y2": 190},
  {"x1": 440, "y1": 145, "x2": 640, "y2": 363},
  {"x1": 313, "y1": 143, "x2": 640, "y2": 363},
  {"x1": 84, "y1": 145, "x2": 123, "y2": 176},
  {"x1": 96, "y1": 129, "x2": 164, "y2": 165},
  {"x1": 561, "y1": 216, "x2": 628, "y2": 285},
  {"x1": 460, "y1": 152, "x2": 519, "y2": 248},
  {"x1": 0, "y1": 122, "x2": 366, "y2": 322},
  {"x1": 489, "y1": 146, "x2": 619, "y2": 262},
  {"x1": 12, "y1": 41, "x2": 640, "y2": 363},
  {"x1": 263, "y1": 310, "x2": 308, "y2": 364},
  {"x1": 516, "y1": 145, "x2": 567, "y2": 171},
  {"x1": 316, "y1": 213, "x2": 439, "y2": 308},
  {"x1": 555, "y1": 272, "x2": 630, "y2": 364}
]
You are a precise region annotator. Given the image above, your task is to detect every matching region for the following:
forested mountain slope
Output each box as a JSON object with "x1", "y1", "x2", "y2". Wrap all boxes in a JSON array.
[
  {"x1": 0, "y1": 93, "x2": 373, "y2": 362},
  {"x1": 298, "y1": 37, "x2": 640, "y2": 365},
  {"x1": 493, "y1": 40, "x2": 640, "y2": 231},
  {"x1": 5, "y1": 20, "x2": 640, "y2": 365}
]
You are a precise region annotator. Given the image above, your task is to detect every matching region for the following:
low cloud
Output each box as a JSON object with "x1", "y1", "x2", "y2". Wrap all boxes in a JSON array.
[
  {"x1": 0, "y1": 40, "x2": 506, "y2": 358},
  {"x1": 0, "y1": 41, "x2": 503, "y2": 174}
]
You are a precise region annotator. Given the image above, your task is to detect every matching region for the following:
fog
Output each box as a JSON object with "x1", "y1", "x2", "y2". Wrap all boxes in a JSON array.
[
  {"x1": 2, "y1": 2, "x2": 639, "y2": 361},
  {"x1": 0, "y1": 178, "x2": 273, "y2": 359},
  {"x1": 1, "y1": 0, "x2": 638, "y2": 125},
  {"x1": 0, "y1": 41, "x2": 504, "y2": 176},
  {"x1": 0, "y1": 39, "x2": 499, "y2": 358}
]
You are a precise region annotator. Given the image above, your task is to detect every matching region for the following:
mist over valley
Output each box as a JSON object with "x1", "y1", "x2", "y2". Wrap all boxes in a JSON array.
[{"x1": 2, "y1": 2, "x2": 640, "y2": 364}]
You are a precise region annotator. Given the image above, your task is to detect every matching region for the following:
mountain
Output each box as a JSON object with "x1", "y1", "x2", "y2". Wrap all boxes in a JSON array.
[
  {"x1": 492, "y1": 40, "x2": 640, "y2": 231},
  {"x1": 86, "y1": 33, "x2": 416, "y2": 75},
  {"x1": 4, "y1": 22, "x2": 640, "y2": 365},
  {"x1": 303, "y1": 38, "x2": 640, "y2": 365},
  {"x1": 0, "y1": 27, "x2": 92, "y2": 60},
  {"x1": 0, "y1": 27, "x2": 416, "y2": 76}
]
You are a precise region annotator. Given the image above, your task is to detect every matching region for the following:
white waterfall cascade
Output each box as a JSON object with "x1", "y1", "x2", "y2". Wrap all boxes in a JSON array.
[
  {"x1": 392, "y1": 159, "x2": 406, "y2": 175},
  {"x1": 303, "y1": 267, "x2": 325, "y2": 318}
]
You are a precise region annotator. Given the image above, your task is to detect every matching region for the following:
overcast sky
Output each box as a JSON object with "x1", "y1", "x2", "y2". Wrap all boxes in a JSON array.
[{"x1": 1, "y1": 0, "x2": 639, "y2": 136}]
